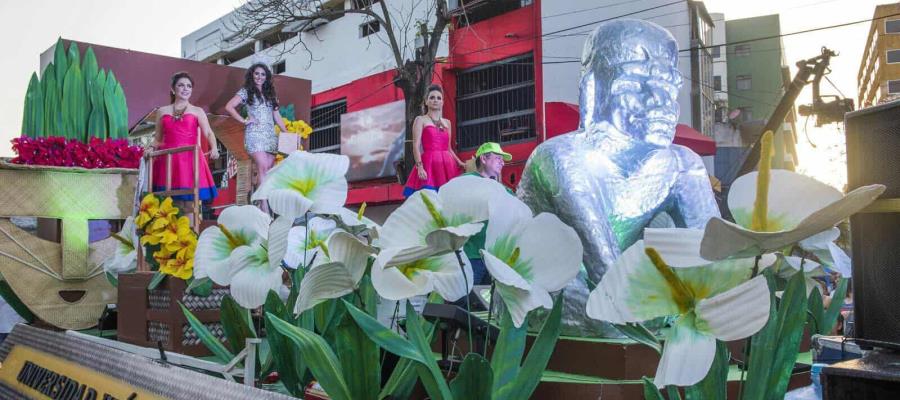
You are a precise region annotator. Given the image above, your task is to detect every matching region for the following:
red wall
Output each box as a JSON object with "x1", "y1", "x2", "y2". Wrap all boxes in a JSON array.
[{"x1": 315, "y1": 1, "x2": 544, "y2": 203}]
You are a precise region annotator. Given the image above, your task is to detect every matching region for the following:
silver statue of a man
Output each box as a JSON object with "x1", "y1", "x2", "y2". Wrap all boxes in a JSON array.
[{"x1": 518, "y1": 19, "x2": 719, "y2": 336}]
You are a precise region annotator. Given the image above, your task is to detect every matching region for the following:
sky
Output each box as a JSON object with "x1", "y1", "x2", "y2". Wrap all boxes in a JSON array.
[{"x1": 0, "y1": 0, "x2": 889, "y2": 189}]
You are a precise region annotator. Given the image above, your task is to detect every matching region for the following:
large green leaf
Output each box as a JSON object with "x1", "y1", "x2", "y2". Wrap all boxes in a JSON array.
[
  {"x1": 266, "y1": 312, "x2": 353, "y2": 400},
  {"x1": 450, "y1": 353, "x2": 493, "y2": 400},
  {"x1": 490, "y1": 307, "x2": 526, "y2": 395},
  {"x1": 766, "y1": 269, "x2": 809, "y2": 397},
  {"x1": 104, "y1": 72, "x2": 127, "y2": 139},
  {"x1": 220, "y1": 294, "x2": 256, "y2": 354},
  {"x1": 42, "y1": 65, "x2": 61, "y2": 137},
  {"x1": 264, "y1": 292, "x2": 307, "y2": 397},
  {"x1": 334, "y1": 312, "x2": 380, "y2": 400},
  {"x1": 147, "y1": 271, "x2": 165, "y2": 290},
  {"x1": 0, "y1": 279, "x2": 34, "y2": 323},
  {"x1": 343, "y1": 300, "x2": 423, "y2": 363},
  {"x1": 497, "y1": 297, "x2": 563, "y2": 400},
  {"x1": 821, "y1": 278, "x2": 848, "y2": 335},
  {"x1": 642, "y1": 377, "x2": 665, "y2": 400},
  {"x1": 808, "y1": 288, "x2": 825, "y2": 334},
  {"x1": 22, "y1": 73, "x2": 44, "y2": 138},
  {"x1": 62, "y1": 62, "x2": 87, "y2": 140},
  {"x1": 742, "y1": 271, "x2": 778, "y2": 400},
  {"x1": 53, "y1": 38, "x2": 68, "y2": 92},
  {"x1": 405, "y1": 301, "x2": 453, "y2": 400},
  {"x1": 684, "y1": 341, "x2": 729, "y2": 400},
  {"x1": 178, "y1": 302, "x2": 234, "y2": 364},
  {"x1": 66, "y1": 42, "x2": 81, "y2": 70},
  {"x1": 613, "y1": 322, "x2": 662, "y2": 354},
  {"x1": 379, "y1": 358, "x2": 419, "y2": 400}
]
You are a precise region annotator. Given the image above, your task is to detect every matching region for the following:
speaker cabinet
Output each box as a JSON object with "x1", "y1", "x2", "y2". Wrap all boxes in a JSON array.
[{"x1": 844, "y1": 101, "x2": 900, "y2": 349}]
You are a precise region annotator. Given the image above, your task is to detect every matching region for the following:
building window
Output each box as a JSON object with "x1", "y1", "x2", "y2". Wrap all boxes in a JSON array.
[
  {"x1": 715, "y1": 107, "x2": 728, "y2": 123},
  {"x1": 455, "y1": 0, "x2": 529, "y2": 27},
  {"x1": 741, "y1": 106, "x2": 753, "y2": 122},
  {"x1": 887, "y1": 49, "x2": 900, "y2": 64},
  {"x1": 309, "y1": 99, "x2": 346, "y2": 154},
  {"x1": 360, "y1": 20, "x2": 380, "y2": 37},
  {"x1": 711, "y1": 45, "x2": 721, "y2": 58},
  {"x1": 456, "y1": 53, "x2": 536, "y2": 150},
  {"x1": 713, "y1": 75, "x2": 722, "y2": 91},
  {"x1": 261, "y1": 31, "x2": 294, "y2": 50},
  {"x1": 734, "y1": 44, "x2": 751, "y2": 57},
  {"x1": 886, "y1": 19, "x2": 900, "y2": 33},
  {"x1": 888, "y1": 80, "x2": 900, "y2": 94},
  {"x1": 273, "y1": 61, "x2": 286, "y2": 74},
  {"x1": 222, "y1": 42, "x2": 254, "y2": 65},
  {"x1": 736, "y1": 75, "x2": 752, "y2": 91}
]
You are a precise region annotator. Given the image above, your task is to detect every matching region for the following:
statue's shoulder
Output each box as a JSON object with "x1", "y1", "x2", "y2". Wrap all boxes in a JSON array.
[
  {"x1": 530, "y1": 132, "x2": 582, "y2": 161},
  {"x1": 668, "y1": 143, "x2": 708, "y2": 171}
]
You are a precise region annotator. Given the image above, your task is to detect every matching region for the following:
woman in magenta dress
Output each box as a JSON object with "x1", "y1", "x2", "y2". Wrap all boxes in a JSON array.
[
  {"x1": 151, "y1": 72, "x2": 219, "y2": 203},
  {"x1": 403, "y1": 85, "x2": 465, "y2": 197}
]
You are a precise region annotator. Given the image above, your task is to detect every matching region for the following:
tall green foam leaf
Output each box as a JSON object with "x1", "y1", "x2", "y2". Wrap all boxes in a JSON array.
[
  {"x1": 42, "y1": 65, "x2": 62, "y2": 137},
  {"x1": 67, "y1": 42, "x2": 81, "y2": 72},
  {"x1": 62, "y1": 63, "x2": 87, "y2": 140},
  {"x1": 22, "y1": 73, "x2": 44, "y2": 138},
  {"x1": 53, "y1": 38, "x2": 68, "y2": 91},
  {"x1": 105, "y1": 71, "x2": 128, "y2": 139},
  {"x1": 87, "y1": 70, "x2": 108, "y2": 139}
]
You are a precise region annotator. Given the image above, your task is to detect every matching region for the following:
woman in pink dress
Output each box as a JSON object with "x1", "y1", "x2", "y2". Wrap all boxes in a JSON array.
[
  {"x1": 151, "y1": 72, "x2": 219, "y2": 204},
  {"x1": 403, "y1": 85, "x2": 465, "y2": 197}
]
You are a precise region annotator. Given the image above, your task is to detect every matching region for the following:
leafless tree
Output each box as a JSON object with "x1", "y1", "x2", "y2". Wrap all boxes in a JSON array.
[{"x1": 226, "y1": 0, "x2": 451, "y2": 173}]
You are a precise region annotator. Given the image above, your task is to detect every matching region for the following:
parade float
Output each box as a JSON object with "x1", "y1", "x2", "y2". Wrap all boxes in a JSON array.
[{"x1": 0, "y1": 20, "x2": 889, "y2": 400}]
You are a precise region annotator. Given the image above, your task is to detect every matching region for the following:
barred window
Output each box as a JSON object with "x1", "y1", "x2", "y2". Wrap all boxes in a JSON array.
[
  {"x1": 455, "y1": 53, "x2": 536, "y2": 150},
  {"x1": 309, "y1": 99, "x2": 346, "y2": 154}
]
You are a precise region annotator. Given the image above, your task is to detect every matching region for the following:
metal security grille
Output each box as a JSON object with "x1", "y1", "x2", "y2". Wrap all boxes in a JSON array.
[
  {"x1": 309, "y1": 99, "x2": 346, "y2": 154},
  {"x1": 455, "y1": 53, "x2": 536, "y2": 150}
]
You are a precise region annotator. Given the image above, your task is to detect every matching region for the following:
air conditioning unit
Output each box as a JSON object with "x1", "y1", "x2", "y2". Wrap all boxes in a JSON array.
[{"x1": 282, "y1": 21, "x2": 306, "y2": 34}]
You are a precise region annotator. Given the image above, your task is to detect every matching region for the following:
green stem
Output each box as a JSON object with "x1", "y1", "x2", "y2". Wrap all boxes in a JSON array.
[{"x1": 454, "y1": 250, "x2": 475, "y2": 355}]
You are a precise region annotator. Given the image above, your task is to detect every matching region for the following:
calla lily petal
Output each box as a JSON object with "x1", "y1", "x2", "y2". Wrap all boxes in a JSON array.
[
  {"x1": 654, "y1": 316, "x2": 717, "y2": 388},
  {"x1": 644, "y1": 228, "x2": 709, "y2": 268},
  {"x1": 516, "y1": 213, "x2": 583, "y2": 292},
  {"x1": 729, "y1": 170, "x2": 843, "y2": 231},
  {"x1": 694, "y1": 275, "x2": 771, "y2": 341},
  {"x1": 481, "y1": 251, "x2": 532, "y2": 291},
  {"x1": 438, "y1": 175, "x2": 509, "y2": 223},
  {"x1": 294, "y1": 261, "x2": 355, "y2": 314},
  {"x1": 195, "y1": 227, "x2": 244, "y2": 284},
  {"x1": 268, "y1": 189, "x2": 314, "y2": 219},
  {"x1": 251, "y1": 151, "x2": 349, "y2": 218},
  {"x1": 496, "y1": 283, "x2": 554, "y2": 328},
  {"x1": 228, "y1": 244, "x2": 281, "y2": 308},
  {"x1": 327, "y1": 230, "x2": 375, "y2": 284}
]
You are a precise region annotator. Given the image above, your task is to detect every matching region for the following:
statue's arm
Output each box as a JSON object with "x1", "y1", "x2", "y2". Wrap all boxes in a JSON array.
[
  {"x1": 671, "y1": 147, "x2": 721, "y2": 229},
  {"x1": 518, "y1": 144, "x2": 620, "y2": 283}
]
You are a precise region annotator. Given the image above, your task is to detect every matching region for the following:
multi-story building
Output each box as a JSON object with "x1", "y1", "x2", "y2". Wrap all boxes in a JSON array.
[
  {"x1": 857, "y1": 2, "x2": 900, "y2": 107},
  {"x1": 182, "y1": 0, "x2": 717, "y2": 212},
  {"x1": 725, "y1": 13, "x2": 797, "y2": 173}
]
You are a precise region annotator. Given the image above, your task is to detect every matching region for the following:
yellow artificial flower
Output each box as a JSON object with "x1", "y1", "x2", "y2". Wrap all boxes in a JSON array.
[
  {"x1": 136, "y1": 194, "x2": 160, "y2": 228},
  {"x1": 158, "y1": 215, "x2": 191, "y2": 246},
  {"x1": 160, "y1": 249, "x2": 193, "y2": 280},
  {"x1": 153, "y1": 247, "x2": 175, "y2": 267},
  {"x1": 166, "y1": 223, "x2": 198, "y2": 256},
  {"x1": 150, "y1": 197, "x2": 179, "y2": 232}
]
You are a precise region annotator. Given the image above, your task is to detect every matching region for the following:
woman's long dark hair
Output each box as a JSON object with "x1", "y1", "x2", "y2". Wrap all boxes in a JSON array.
[
  {"x1": 170, "y1": 71, "x2": 194, "y2": 103},
  {"x1": 243, "y1": 63, "x2": 279, "y2": 108}
]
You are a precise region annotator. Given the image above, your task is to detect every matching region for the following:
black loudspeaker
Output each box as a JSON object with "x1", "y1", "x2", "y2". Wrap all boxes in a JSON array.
[
  {"x1": 822, "y1": 353, "x2": 900, "y2": 399},
  {"x1": 844, "y1": 101, "x2": 900, "y2": 349}
]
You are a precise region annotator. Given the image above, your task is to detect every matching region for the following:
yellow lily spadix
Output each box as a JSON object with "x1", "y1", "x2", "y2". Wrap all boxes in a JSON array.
[{"x1": 750, "y1": 131, "x2": 774, "y2": 232}]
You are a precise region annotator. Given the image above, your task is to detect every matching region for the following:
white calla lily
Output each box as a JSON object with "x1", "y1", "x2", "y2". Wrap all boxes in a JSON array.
[
  {"x1": 371, "y1": 248, "x2": 473, "y2": 302},
  {"x1": 283, "y1": 217, "x2": 337, "y2": 269},
  {"x1": 104, "y1": 217, "x2": 139, "y2": 275},
  {"x1": 481, "y1": 194, "x2": 583, "y2": 327},
  {"x1": 375, "y1": 175, "x2": 507, "y2": 265},
  {"x1": 701, "y1": 153, "x2": 884, "y2": 261},
  {"x1": 228, "y1": 243, "x2": 282, "y2": 309},
  {"x1": 251, "y1": 151, "x2": 349, "y2": 218},
  {"x1": 774, "y1": 255, "x2": 827, "y2": 297},
  {"x1": 587, "y1": 228, "x2": 771, "y2": 387},
  {"x1": 195, "y1": 206, "x2": 271, "y2": 284},
  {"x1": 294, "y1": 230, "x2": 376, "y2": 314}
]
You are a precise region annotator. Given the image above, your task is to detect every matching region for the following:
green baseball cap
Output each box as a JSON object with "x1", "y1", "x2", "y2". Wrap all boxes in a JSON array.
[{"x1": 475, "y1": 142, "x2": 512, "y2": 161}]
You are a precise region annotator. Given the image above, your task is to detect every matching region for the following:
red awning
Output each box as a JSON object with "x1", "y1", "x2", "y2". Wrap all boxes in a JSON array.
[{"x1": 674, "y1": 123, "x2": 716, "y2": 156}]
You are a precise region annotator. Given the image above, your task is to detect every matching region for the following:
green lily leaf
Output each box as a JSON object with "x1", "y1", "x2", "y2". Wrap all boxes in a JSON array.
[
  {"x1": 343, "y1": 300, "x2": 423, "y2": 363},
  {"x1": 821, "y1": 278, "x2": 848, "y2": 335},
  {"x1": 613, "y1": 322, "x2": 662, "y2": 355},
  {"x1": 186, "y1": 277, "x2": 213, "y2": 297},
  {"x1": 497, "y1": 296, "x2": 563, "y2": 400},
  {"x1": 491, "y1": 307, "x2": 526, "y2": 394},
  {"x1": 220, "y1": 294, "x2": 256, "y2": 354},
  {"x1": 450, "y1": 353, "x2": 493, "y2": 400},
  {"x1": 264, "y1": 291, "x2": 307, "y2": 397},
  {"x1": 147, "y1": 271, "x2": 165, "y2": 290},
  {"x1": 178, "y1": 302, "x2": 234, "y2": 364},
  {"x1": 642, "y1": 377, "x2": 665, "y2": 400},
  {"x1": 808, "y1": 288, "x2": 825, "y2": 334},
  {"x1": 684, "y1": 341, "x2": 729, "y2": 400},
  {"x1": 335, "y1": 311, "x2": 380, "y2": 400},
  {"x1": 266, "y1": 312, "x2": 353, "y2": 400}
]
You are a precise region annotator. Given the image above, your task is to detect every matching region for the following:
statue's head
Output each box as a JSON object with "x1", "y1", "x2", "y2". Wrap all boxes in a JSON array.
[{"x1": 579, "y1": 19, "x2": 682, "y2": 146}]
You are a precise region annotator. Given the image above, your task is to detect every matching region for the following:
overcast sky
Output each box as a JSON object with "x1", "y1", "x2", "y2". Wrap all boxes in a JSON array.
[{"x1": 0, "y1": 0, "x2": 888, "y2": 188}]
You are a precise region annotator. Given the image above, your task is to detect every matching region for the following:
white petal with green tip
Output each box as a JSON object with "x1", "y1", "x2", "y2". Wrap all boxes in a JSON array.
[
  {"x1": 728, "y1": 170, "x2": 842, "y2": 231},
  {"x1": 481, "y1": 251, "x2": 532, "y2": 291},
  {"x1": 195, "y1": 227, "x2": 244, "y2": 284},
  {"x1": 644, "y1": 228, "x2": 709, "y2": 268},
  {"x1": 228, "y1": 244, "x2": 281, "y2": 308},
  {"x1": 516, "y1": 213, "x2": 582, "y2": 292},
  {"x1": 496, "y1": 283, "x2": 553, "y2": 328},
  {"x1": 327, "y1": 230, "x2": 375, "y2": 284},
  {"x1": 294, "y1": 261, "x2": 356, "y2": 314},
  {"x1": 694, "y1": 275, "x2": 770, "y2": 341},
  {"x1": 267, "y1": 215, "x2": 294, "y2": 270},
  {"x1": 439, "y1": 175, "x2": 509, "y2": 223},
  {"x1": 485, "y1": 193, "x2": 531, "y2": 246},
  {"x1": 654, "y1": 316, "x2": 717, "y2": 387}
]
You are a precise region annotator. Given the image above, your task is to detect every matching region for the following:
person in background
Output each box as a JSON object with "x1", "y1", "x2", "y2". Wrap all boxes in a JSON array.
[
  {"x1": 151, "y1": 72, "x2": 219, "y2": 212},
  {"x1": 403, "y1": 84, "x2": 465, "y2": 197},
  {"x1": 461, "y1": 142, "x2": 513, "y2": 285},
  {"x1": 225, "y1": 63, "x2": 289, "y2": 212}
]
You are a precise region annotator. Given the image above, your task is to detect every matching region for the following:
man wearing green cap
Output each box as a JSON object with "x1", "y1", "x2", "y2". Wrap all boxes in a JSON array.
[{"x1": 461, "y1": 142, "x2": 513, "y2": 285}]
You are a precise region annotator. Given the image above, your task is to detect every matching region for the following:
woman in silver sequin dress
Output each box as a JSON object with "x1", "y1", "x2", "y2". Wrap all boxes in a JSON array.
[{"x1": 225, "y1": 63, "x2": 289, "y2": 211}]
